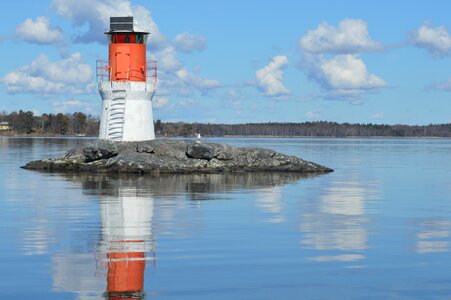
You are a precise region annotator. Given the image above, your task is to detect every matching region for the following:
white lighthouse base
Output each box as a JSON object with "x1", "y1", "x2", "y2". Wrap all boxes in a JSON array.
[
  {"x1": 99, "y1": 188, "x2": 154, "y2": 254},
  {"x1": 98, "y1": 81, "x2": 156, "y2": 142}
]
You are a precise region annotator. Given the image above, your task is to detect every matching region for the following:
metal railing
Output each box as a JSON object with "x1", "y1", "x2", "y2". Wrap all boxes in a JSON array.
[
  {"x1": 147, "y1": 60, "x2": 157, "y2": 86},
  {"x1": 96, "y1": 59, "x2": 109, "y2": 82}
]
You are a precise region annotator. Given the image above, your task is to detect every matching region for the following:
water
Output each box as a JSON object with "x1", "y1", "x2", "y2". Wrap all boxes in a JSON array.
[{"x1": 1, "y1": 137, "x2": 451, "y2": 299}]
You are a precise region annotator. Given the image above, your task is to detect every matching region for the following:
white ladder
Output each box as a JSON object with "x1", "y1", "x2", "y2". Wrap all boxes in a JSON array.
[{"x1": 107, "y1": 89, "x2": 127, "y2": 141}]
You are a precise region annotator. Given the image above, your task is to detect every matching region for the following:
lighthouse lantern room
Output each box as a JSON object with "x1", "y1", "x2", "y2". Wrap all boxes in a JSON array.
[{"x1": 97, "y1": 16, "x2": 157, "y2": 141}]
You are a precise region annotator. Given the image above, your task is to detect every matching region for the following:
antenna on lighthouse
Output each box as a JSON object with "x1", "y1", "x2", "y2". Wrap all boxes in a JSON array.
[{"x1": 97, "y1": 16, "x2": 157, "y2": 142}]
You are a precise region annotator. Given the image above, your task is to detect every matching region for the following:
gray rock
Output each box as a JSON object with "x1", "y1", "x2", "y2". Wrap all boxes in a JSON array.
[
  {"x1": 136, "y1": 144, "x2": 154, "y2": 154},
  {"x1": 186, "y1": 142, "x2": 215, "y2": 160},
  {"x1": 22, "y1": 139, "x2": 333, "y2": 175},
  {"x1": 77, "y1": 140, "x2": 119, "y2": 163}
]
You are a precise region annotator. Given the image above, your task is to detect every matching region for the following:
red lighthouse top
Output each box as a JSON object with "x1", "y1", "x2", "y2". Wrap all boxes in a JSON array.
[{"x1": 106, "y1": 17, "x2": 149, "y2": 82}]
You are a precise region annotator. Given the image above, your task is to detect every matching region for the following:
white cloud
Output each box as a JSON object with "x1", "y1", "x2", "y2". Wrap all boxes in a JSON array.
[
  {"x1": 53, "y1": 100, "x2": 97, "y2": 114},
  {"x1": 319, "y1": 55, "x2": 386, "y2": 89},
  {"x1": 154, "y1": 68, "x2": 220, "y2": 98},
  {"x1": 149, "y1": 46, "x2": 220, "y2": 95},
  {"x1": 255, "y1": 55, "x2": 290, "y2": 97},
  {"x1": 151, "y1": 47, "x2": 182, "y2": 71},
  {"x1": 371, "y1": 112, "x2": 385, "y2": 120},
  {"x1": 153, "y1": 46, "x2": 221, "y2": 97},
  {"x1": 2, "y1": 53, "x2": 94, "y2": 95},
  {"x1": 305, "y1": 111, "x2": 321, "y2": 119},
  {"x1": 303, "y1": 54, "x2": 386, "y2": 101},
  {"x1": 16, "y1": 16, "x2": 63, "y2": 44},
  {"x1": 51, "y1": 0, "x2": 164, "y2": 45},
  {"x1": 174, "y1": 32, "x2": 206, "y2": 53},
  {"x1": 62, "y1": 100, "x2": 82, "y2": 106},
  {"x1": 176, "y1": 69, "x2": 220, "y2": 90},
  {"x1": 430, "y1": 78, "x2": 451, "y2": 91},
  {"x1": 153, "y1": 96, "x2": 169, "y2": 108},
  {"x1": 411, "y1": 24, "x2": 451, "y2": 57},
  {"x1": 300, "y1": 19, "x2": 381, "y2": 54}
]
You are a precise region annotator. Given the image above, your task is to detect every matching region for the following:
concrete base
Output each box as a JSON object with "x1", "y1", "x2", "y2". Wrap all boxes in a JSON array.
[{"x1": 98, "y1": 81, "x2": 155, "y2": 142}]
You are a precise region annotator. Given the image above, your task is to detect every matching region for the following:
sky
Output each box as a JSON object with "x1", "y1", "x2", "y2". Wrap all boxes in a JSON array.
[{"x1": 1, "y1": 0, "x2": 451, "y2": 125}]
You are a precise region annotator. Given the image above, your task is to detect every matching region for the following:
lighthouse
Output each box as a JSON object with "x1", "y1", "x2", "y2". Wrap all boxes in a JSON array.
[{"x1": 97, "y1": 16, "x2": 157, "y2": 141}]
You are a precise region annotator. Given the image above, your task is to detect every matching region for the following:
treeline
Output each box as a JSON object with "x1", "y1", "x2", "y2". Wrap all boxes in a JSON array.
[
  {"x1": 156, "y1": 121, "x2": 451, "y2": 137},
  {"x1": 0, "y1": 110, "x2": 99, "y2": 136},
  {"x1": 2, "y1": 111, "x2": 451, "y2": 137}
]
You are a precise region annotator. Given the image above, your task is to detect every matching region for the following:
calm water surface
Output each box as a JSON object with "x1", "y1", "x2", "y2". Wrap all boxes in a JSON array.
[{"x1": 1, "y1": 137, "x2": 451, "y2": 299}]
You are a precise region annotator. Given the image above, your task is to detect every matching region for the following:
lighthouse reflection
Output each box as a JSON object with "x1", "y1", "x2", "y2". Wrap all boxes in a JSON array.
[
  {"x1": 98, "y1": 185, "x2": 155, "y2": 299},
  {"x1": 57, "y1": 172, "x2": 309, "y2": 298}
]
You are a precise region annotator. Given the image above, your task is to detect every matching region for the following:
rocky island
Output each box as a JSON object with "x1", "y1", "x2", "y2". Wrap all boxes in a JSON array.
[{"x1": 22, "y1": 139, "x2": 333, "y2": 174}]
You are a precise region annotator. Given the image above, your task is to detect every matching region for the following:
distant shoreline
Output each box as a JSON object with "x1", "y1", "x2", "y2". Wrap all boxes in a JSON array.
[
  {"x1": 222, "y1": 135, "x2": 451, "y2": 139},
  {"x1": 0, "y1": 132, "x2": 95, "y2": 138},
  {"x1": 1, "y1": 133, "x2": 450, "y2": 139},
  {"x1": 2, "y1": 113, "x2": 450, "y2": 138}
]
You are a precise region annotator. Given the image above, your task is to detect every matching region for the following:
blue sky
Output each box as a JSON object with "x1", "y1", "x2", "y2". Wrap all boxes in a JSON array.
[{"x1": 1, "y1": 0, "x2": 451, "y2": 125}]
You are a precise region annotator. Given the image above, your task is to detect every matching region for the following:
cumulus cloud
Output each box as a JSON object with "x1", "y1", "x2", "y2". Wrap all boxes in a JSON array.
[
  {"x1": 2, "y1": 53, "x2": 94, "y2": 95},
  {"x1": 176, "y1": 69, "x2": 220, "y2": 90},
  {"x1": 298, "y1": 19, "x2": 387, "y2": 102},
  {"x1": 155, "y1": 46, "x2": 221, "y2": 97},
  {"x1": 53, "y1": 100, "x2": 96, "y2": 114},
  {"x1": 300, "y1": 19, "x2": 381, "y2": 54},
  {"x1": 16, "y1": 16, "x2": 63, "y2": 44},
  {"x1": 411, "y1": 24, "x2": 451, "y2": 57},
  {"x1": 317, "y1": 55, "x2": 386, "y2": 89},
  {"x1": 371, "y1": 112, "x2": 384, "y2": 120},
  {"x1": 255, "y1": 55, "x2": 290, "y2": 97},
  {"x1": 429, "y1": 78, "x2": 451, "y2": 91},
  {"x1": 150, "y1": 47, "x2": 220, "y2": 97},
  {"x1": 305, "y1": 111, "x2": 321, "y2": 120},
  {"x1": 153, "y1": 96, "x2": 169, "y2": 108},
  {"x1": 152, "y1": 47, "x2": 182, "y2": 71},
  {"x1": 174, "y1": 32, "x2": 206, "y2": 53},
  {"x1": 51, "y1": 0, "x2": 164, "y2": 45},
  {"x1": 302, "y1": 54, "x2": 386, "y2": 101}
]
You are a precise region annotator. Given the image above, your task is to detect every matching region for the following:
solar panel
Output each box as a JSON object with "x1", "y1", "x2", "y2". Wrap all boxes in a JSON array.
[{"x1": 110, "y1": 16, "x2": 133, "y2": 31}]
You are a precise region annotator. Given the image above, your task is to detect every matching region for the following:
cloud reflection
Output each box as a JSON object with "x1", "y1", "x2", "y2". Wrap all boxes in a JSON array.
[
  {"x1": 300, "y1": 179, "x2": 377, "y2": 263},
  {"x1": 256, "y1": 186, "x2": 286, "y2": 223},
  {"x1": 52, "y1": 254, "x2": 105, "y2": 300},
  {"x1": 308, "y1": 254, "x2": 365, "y2": 262},
  {"x1": 416, "y1": 220, "x2": 451, "y2": 254}
]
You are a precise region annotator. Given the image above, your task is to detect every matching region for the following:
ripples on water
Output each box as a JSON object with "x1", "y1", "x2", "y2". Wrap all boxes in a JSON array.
[{"x1": 1, "y1": 137, "x2": 451, "y2": 299}]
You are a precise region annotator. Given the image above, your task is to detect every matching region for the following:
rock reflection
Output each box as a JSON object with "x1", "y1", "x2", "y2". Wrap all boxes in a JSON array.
[
  {"x1": 69, "y1": 172, "x2": 312, "y2": 200},
  {"x1": 300, "y1": 180, "x2": 377, "y2": 263},
  {"x1": 54, "y1": 172, "x2": 310, "y2": 298}
]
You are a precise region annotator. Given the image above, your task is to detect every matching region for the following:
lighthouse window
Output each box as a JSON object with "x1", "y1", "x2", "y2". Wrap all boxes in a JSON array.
[
  {"x1": 136, "y1": 34, "x2": 143, "y2": 44},
  {"x1": 108, "y1": 33, "x2": 147, "y2": 44}
]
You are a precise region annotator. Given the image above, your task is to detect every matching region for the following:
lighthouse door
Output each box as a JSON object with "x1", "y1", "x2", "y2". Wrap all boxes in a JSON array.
[{"x1": 114, "y1": 46, "x2": 130, "y2": 81}]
